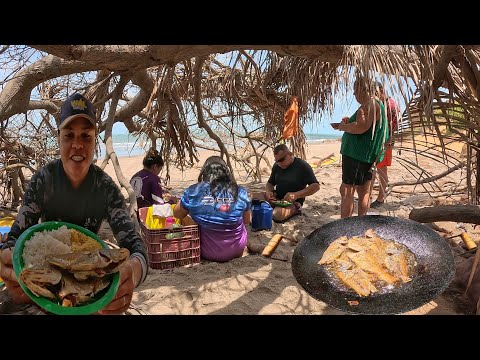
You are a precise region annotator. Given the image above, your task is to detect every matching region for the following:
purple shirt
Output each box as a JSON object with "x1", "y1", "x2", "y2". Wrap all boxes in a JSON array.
[
  {"x1": 181, "y1": 182, "x2": 250, "y2": 262},
  {"x1": 130, "y1": 169, "x2": 164, "y2": 209}
]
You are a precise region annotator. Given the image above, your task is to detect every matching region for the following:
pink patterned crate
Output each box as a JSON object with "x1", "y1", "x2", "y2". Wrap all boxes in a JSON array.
[{"x1": 138, "y1": 207, "x2": 200, "y2": 270}]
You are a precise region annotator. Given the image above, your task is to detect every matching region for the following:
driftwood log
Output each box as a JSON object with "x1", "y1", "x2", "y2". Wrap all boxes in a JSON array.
[{"x1": 409, "y1": 205, "x2": 480, "y2": 225}]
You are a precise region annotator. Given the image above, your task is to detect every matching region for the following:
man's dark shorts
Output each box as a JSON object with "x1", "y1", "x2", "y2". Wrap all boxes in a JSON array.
[{"x1": 342, "y1": 154, "x2": 373, "y2": 186}]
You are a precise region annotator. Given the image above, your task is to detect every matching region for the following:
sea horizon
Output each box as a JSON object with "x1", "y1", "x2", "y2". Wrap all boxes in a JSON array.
[{"x1": 97, "y1": 132, "x2": 341, "y2": 158}]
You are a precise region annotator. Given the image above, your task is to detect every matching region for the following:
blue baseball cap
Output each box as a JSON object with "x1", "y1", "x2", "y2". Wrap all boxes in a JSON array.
[{"x1": 57, "y1": 93, "x2": 97, "y2": 130}]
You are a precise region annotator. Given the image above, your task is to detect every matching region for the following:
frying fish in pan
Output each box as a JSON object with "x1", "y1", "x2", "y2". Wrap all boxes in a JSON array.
[{"x1": 319, "y1": 229, "x2": 414, "y2": 297}]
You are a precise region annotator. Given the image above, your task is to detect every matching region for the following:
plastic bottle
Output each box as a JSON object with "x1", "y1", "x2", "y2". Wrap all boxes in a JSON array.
[{"x1": 165, "y1": 217, "x2": 176, "y2": 229}]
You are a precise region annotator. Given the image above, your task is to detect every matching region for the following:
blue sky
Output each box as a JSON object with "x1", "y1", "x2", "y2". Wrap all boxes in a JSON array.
[{"x1": 304, "y1": 92, "x2": 359, "y2": 135}]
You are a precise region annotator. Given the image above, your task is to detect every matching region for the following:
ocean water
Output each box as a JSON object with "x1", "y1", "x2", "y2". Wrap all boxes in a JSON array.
[
  {"x1": 304, "y1": 133, "x2": 342, "y2": 143},
  {"x1": 97, "y1": 133, "x2": 148, "y2": 158},
  {"x1": 98, "y1": 133, "x2": 341, "y2": 158}
]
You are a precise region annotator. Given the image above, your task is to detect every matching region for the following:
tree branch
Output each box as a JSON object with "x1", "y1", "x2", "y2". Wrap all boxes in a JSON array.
[
  {"x1": 192, "y1": 56, "x2": 235, "y2": 177},
  {"x1": 31, "y1": 45, "x2": 346, "y2": 68},
  {"x1": 0, "y1": 55, "x2": 96, "y2": 122},
  {"x1": 410, "y1": 205, "x2": 480, "y2": 225},
  {"x1": 388, "y1": 161, "x2": 465, "y2": 188}
]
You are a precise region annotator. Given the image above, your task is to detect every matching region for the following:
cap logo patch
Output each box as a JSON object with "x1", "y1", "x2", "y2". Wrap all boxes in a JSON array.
[{"x1": 71, "y1": 99, "x2": 87, "y2": 110}]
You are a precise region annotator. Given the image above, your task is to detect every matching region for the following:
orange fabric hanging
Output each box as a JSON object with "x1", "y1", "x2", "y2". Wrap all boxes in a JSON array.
[{"x1": 282, "y1": 96, "x2": 299, "y2": 140}]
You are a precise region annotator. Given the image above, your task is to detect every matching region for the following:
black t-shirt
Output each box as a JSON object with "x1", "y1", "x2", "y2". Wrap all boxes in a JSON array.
[
  {"x1": 4, "y1": 159, "x2": 147, "y2": 262},
  {"x1": 267, "y1": 157, "x2": 319, "y2": 205}
]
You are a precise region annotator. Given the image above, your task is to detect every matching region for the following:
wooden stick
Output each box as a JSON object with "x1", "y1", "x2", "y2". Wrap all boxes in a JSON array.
[
  {"x1": 461, "y1": 232, "x2": 477, "y2": 250},
  {"x1": 262, "y1": 234, "x2": 283, "y2": 257},
  {"x1": 465, "y1": 246, "x2": 480, "y2": 295}
]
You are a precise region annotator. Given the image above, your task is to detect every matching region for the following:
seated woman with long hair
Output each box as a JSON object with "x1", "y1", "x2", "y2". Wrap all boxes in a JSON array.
[
  {"x1": 173, "y1": 156, "x2": 251, "y2": 262},
  {"x1": 130, "y1": 148, "x2": 176, "y2": 210}
]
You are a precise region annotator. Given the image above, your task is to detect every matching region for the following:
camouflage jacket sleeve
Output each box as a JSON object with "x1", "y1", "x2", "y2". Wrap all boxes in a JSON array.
[
  {"x1": 2, "y1": 170, "x2": 44, "y2": 250},
  {"x1": 103, "y1": 175, "x2": 148, "y2": 269}
]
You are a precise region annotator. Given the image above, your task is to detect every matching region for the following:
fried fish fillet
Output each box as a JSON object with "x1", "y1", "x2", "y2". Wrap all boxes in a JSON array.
[
  {"x1": 336, "y1": 268, "x2": 378, "y2": 297},
  {"x1": 384, "y1": 253, "x2": 411, "y2": 283},
  {"x1": 347, "y1": 250, "x2": 398, "y2": 284},
  {"x1": 335, "y1": 258, "x2": 354, "y2": 271},
  {"x1": 321, "y1": 231, "x2": 413, "y2": 297},
  {"x1": 318, "y1": 236, "x2": 348, "y2": 265},
  {"x1": 20, "y1": 267, "x2": 62, "y2": 299},
  {"x1": 365, "y1": 237, "x2": 388, "y2": 264},
  {"x1": 347, "y1": 237, "x2": 368, "y2": 252}
]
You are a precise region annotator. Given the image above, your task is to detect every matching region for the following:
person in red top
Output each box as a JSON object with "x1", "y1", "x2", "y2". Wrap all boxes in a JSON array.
[{"x1": 370, "y1": 81, "x2": 400, "y2": 208}]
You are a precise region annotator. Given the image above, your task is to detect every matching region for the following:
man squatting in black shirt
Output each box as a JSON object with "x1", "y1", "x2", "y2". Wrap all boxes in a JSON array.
[{"x1": 265, "y1": 144, "x2": 320, "y2": 222}]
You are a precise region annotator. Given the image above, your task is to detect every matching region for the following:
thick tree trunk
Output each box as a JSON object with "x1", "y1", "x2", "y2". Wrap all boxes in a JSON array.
[
  {"x1": 409, "y1": 205, "x2": 480, "y2": 225},
  {"x1": 10, "y1": 169, "x2": 22, "y2": 206},
  {"x1": 32, "y1": 45, "x2": 346, "y2": 69}
]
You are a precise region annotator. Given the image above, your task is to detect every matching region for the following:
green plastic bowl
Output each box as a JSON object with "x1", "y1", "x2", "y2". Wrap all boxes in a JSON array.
[{"x1": 13, "y1": 221, "x2": 120, "y2": 315}]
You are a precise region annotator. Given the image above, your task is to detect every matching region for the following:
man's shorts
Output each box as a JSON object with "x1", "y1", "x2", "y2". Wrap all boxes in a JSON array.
[
  {"x1": 342, "y1": 155, "x2": 374, "y2": 186},
  {"x1": 377, "y1": 148, "x2": 393, "y2": 168}
]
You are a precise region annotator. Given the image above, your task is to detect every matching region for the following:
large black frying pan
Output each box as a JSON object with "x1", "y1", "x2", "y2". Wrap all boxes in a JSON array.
[{"x1": 292, "y1": 215, "x2": 455, "y2": 314}]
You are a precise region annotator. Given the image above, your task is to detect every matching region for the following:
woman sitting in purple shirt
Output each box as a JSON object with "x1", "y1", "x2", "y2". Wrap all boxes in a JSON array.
[
  {"x1": 130, "y1": 149, "x2": 176, "y2": 209},
  {"x1": 174, "y1": 156, "x2": 252, "y2": 262}
]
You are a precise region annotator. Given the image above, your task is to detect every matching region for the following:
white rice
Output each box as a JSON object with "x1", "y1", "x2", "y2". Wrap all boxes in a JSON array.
[{"x1": 23, "y1": 226, "x2": 72, "y2": 268}]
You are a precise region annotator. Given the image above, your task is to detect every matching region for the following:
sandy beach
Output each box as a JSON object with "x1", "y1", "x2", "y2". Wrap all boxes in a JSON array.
[{"x1": 98, "y1": 140, "x2": 478, "y2": 315}]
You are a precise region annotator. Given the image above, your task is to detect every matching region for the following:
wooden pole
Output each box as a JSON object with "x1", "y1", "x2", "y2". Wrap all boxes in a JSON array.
[
  {"x1": 262, "y1": 234, "x2": 283, "y2": 257},
  {"x1": 409, "y1": 205, "x2": 480, "y2": 225}
]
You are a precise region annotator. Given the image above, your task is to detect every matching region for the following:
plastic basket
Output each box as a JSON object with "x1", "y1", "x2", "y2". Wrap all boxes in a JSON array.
[{"x1": 138, "y1": 207, "x2": 201, "y2": 270}]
